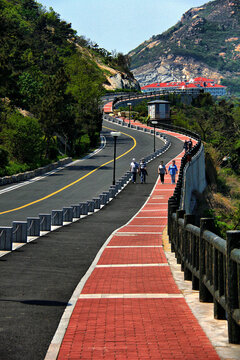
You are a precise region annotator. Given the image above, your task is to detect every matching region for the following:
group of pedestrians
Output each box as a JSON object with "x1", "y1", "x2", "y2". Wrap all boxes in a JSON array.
[
  {"x1": 130, "y1": 158, "x2": 148, "y2": 184},
  {"x1": 130, "y1": 158, "x2": 178, "y2": 184}
]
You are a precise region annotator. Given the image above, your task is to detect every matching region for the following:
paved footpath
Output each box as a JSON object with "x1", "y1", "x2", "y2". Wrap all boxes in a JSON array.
[{"x1": 47, "y1": 130, "x2": 221, "y2": 359}]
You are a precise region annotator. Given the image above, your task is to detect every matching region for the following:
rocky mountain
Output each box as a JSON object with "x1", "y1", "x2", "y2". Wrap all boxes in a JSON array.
[{"x1": 129, "y1": 0, "x2": 240, "y2": 93}]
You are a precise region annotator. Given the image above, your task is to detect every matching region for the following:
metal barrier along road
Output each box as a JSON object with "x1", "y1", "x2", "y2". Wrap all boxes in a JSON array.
[{"x1": 168, "y1": 210, "x2": 240, "y2": 344}]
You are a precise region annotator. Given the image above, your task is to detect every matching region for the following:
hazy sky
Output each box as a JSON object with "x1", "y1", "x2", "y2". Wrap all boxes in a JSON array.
[{"x1": 39, "y1": 0, "x2": 206, "y2": 54}]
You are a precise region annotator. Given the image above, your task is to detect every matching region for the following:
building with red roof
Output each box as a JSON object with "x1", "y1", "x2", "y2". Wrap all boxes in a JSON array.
[{"x1": 141, "y1": 77, "x2": 227, "y2": 96}]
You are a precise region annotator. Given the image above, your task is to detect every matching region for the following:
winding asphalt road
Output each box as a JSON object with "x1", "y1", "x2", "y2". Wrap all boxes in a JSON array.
[
  {"x1": 0, "y1": 120, "x2": 165, "y2": 227},
  {"x1": 0, "y1": 120, "x2": 183, "y2": 360}
]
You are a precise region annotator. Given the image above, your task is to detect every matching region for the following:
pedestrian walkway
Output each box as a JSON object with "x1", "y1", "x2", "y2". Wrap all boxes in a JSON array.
[
  {"x1": 53, "y1": 147, "x2": 220, "y2": 359},
  {"x1": 103, "y1": 102, "x2": 113, "y2": 113}
]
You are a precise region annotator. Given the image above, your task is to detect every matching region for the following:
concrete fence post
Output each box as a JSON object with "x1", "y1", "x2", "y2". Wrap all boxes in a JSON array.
[
  {"x1": 99, "y1": 194, "x2": 107, "y2": 206},
  {"x1": 12, "y1": 221, "x2": 27, "y2": 243},
  {"x1": 51, "y1": 210, "x2": 63, "y2": 226},
  {"x1": 213, "y1": 241, "x2": 226, "y2": 320},
  {"x1": 183, "y1": 214, "x2": 195, "y2": 281},
  {"x1": 125, "y1": 171, "x2": 131, "y2": 180},
  {"x1": 226, "y1": 231, "x2": 240, "y2": 344},
  {"x1": 109, "y1": 186, "x2": 116, "y2": 198},
  {"x1": 102, "y1": 192, "x2": 110, "y2": 203},
  {"x1": 199, "y1": 218, "x2": 215, "y2": 303},
  {"x1": 39, "y1": 214, "x2": 51, "y2": 231},
  {"x1": 63, "y1": 207, "x2": 73, "y2": 222},
  {"x1": 119, "y1": 177, "x2": 126, "y2": 186},
  {"x1": 93, "y1": 198, "x2": 100, "y2": 210},
  {"x1": 71, "y1": 205, "x2": 81, "y2": 219},
  {"x1": 79, "y1": 202, "x2": 88, "y2": 215},
  {"x1": 87, "y1": 200, "x2": 95, "y2": 213},
  {"x1": 116, "y1": 181, "x2": 122, "y2": 190},
  {"x1": 27, "y1": 217, "x2": 40, "y2": 237},
  {"x1": 167, "y1": 198, "x2": 178, "y2": 238},
  {"x1": 175, "y1": 210, "x2": 185, "y2": 264},
  {"x1": 0, "y1": 227, "x2": 13, "y2": 250}
]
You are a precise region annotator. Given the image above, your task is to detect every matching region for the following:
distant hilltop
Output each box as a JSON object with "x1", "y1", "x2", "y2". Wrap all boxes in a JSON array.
[
  {"x1": 129, "y1": 0, "x2": 240, "y2": 95},
  {"x1": 141, "y1": 77, "x2": 227, "y2": 97}
]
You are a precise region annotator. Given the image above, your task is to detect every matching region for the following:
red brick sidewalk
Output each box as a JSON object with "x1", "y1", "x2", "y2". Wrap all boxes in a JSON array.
[{"x1": 55, "y1": 139, "x2": 220, "y2": 359}]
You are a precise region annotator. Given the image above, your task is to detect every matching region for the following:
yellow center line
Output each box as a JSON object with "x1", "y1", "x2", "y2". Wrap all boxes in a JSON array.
[{"x1": 0, "y1": 126, "x2": 136, "y2": 215}]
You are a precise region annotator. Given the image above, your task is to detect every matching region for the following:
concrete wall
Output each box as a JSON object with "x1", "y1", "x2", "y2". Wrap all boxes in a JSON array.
[
  {"x1": 0, "y1": 157, "x2": 72, "y2": 186},
  {"x1": 180, "y1": 144, "x2": 207, "y2": 214}
]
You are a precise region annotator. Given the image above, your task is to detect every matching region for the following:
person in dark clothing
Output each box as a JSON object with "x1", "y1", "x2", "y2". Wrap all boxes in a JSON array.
[
  {"x1": 188, "y1": 138, "x2": 193, "y2": 151},
  {"x1": 139, "y1": 158, "x2": 148, "y2": 184},
  {"x1": 183, "y1": 140, "x2": 188, "y2": 153},
  {"x1": 158, "y1": 161, "x2": 167, "y2": 184}
]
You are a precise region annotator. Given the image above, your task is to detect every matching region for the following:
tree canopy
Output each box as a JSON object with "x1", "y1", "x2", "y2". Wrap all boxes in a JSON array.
[{"x1": 0, "y1": 0, "x2": 118, "y2": 175}]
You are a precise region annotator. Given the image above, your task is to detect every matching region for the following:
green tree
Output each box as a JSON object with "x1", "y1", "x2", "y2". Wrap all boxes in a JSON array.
[
  {"x1": 65, "y1": 54, "x2": 104, "y2": 147},
  {"x1": 1, "y1": 113, "x2": 44, "y2": 164},
  {"x1": 36, "y1": 68, "x2": 70, "y2": 158}
]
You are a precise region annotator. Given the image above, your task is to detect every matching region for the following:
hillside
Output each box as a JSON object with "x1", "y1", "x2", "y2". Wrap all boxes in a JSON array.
[
  {"x1": 0, "y1": 0, "x2": 139, "y2": 177},
  {"x1": 75, "y1": 42, "x2": 140, "y2": 91},
  {"x1": 129, "y1": 0, "x2": 240, "y2": 94}
]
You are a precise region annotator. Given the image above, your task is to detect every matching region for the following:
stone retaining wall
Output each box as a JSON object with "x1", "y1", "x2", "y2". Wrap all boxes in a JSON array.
[{"x1": 0, "y1": 157, "x2": 72, "y2": 186}]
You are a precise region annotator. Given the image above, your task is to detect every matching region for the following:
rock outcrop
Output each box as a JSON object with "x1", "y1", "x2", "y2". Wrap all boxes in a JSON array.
[
  {"x1": 104, "y1": 72, "x2": 140, "y2": 91},
  {"x1": 129, "y1": 0, "x2": 240, "y2": 90},
  {"x1": 76, "y1": 44, "x2": 140, "y2": 91},
  {"x1": 132, "y1": 55, "x2": 230, "y2": 86}
]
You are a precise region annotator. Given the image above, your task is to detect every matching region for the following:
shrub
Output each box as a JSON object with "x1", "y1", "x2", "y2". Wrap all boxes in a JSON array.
[
  {"x1": 0, "y1": 146, "x2": 9, "y2": 169},
  {"x1": 2, "y1": 113, "x2": 44, "y2": 164},
  {"x1": 74, "y1": 134, "x2": 91, "y2": 156}
]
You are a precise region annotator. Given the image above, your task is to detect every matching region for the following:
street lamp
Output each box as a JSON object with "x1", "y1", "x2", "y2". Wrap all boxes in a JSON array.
[
  {"x1": 151, "y1": 120, "x2": 158, "y2": 152},
  {"x1": 110, "y1": 131, "x2": 121, "y2": 185},
  {"x1": 127, "y1": 102, "x2": 131, "y2": 127}
]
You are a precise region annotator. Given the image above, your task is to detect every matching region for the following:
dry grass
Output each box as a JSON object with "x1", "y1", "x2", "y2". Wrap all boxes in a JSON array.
[
  {"x1": 211, "y1": 192, "x2": 235, "y2": 213},
  {"x1": 195, "y1": 147, "x2": 240, "y2": 236}
]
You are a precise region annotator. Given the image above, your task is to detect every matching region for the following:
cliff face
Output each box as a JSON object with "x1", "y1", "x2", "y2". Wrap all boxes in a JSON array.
[
  {"x1": 129, "y1": 0, "x2": 240, "y2": 90},
  {"x1": 103, "y1": 72, "x2": 140, "y2": 91},
  {"x1": 77, "y1": 45, "x2": 141, "y2": 91}
]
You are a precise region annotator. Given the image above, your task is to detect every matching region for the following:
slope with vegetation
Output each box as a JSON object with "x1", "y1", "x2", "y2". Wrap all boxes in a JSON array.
[
  {"x1": 129, "y1": 0, "x2": 240, "y2": 95},
  {"x1": 171, "y1": 93, "x2": 240, "y2": 236},
  {"x1": 119, "y1": 93, "x2": 240, "y2": 236},
  {"x1": 0, "y1": 0, "x2": 136, "y2": 176}
]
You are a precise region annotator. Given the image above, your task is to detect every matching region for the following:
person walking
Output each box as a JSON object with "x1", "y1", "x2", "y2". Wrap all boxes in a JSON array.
[
  {"x1": 168, "y1": 160, "x2": 178, "y2": 184},
  {"x1": 130, "y1": 158, "x2": 139, "y2": 183},
  {"x1": 158, "y1": 161, "x2": 167, "y2": 184},
  {"x1": 139, "y1": 158, "x2": 148, "y2": 184},
  {"x1": 186, "y1": 151, "x2": 192, "y2": 164},
  {"x1": 183, "y1": 140, "x2": 188, "y2": 153},
  {"x1": 188, "y1": 138, "x2": 193, "y2": 151}
]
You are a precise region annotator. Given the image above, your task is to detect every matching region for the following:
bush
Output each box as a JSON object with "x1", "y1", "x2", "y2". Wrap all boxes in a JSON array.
[
  {"x1": 74, "y1": 134, "x2": 91, "y2": 156},
  {"x1": 47, "y1": 142, "x2": 59, "y2": 160},
  {"x1": 2, "y1": 113, "x2": 44, "y2": 164},
  {"x1": 5, "y1": 162, "x2": 30, "y2": 176},
  {"x1": 0, "y1": 146, "x2": 9, "y2": 169}
]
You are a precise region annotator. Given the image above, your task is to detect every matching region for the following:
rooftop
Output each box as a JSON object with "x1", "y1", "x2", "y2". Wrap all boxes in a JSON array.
[{"x1": 141, "y1": 77, "x2": 227, "y2": 91}]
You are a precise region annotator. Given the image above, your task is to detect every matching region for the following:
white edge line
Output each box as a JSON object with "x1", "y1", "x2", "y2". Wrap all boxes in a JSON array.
[
  {"x1": 0, "y1": 136, "x2": 106, "y2": 196},
  {"x1": 95, "y1": 263, "x2": 168, "y2": 268},
  {"x1": 78, "y1": 294, "x2": 183, "y2": 299},
  {"x1": 107, "y1": 245, "x2": 163, "y2": 248}
]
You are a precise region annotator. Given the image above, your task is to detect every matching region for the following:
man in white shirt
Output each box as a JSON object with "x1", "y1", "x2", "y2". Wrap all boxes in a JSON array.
[{"x1": 130, "y1": 158, "x2": 139, "y2": 183}]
